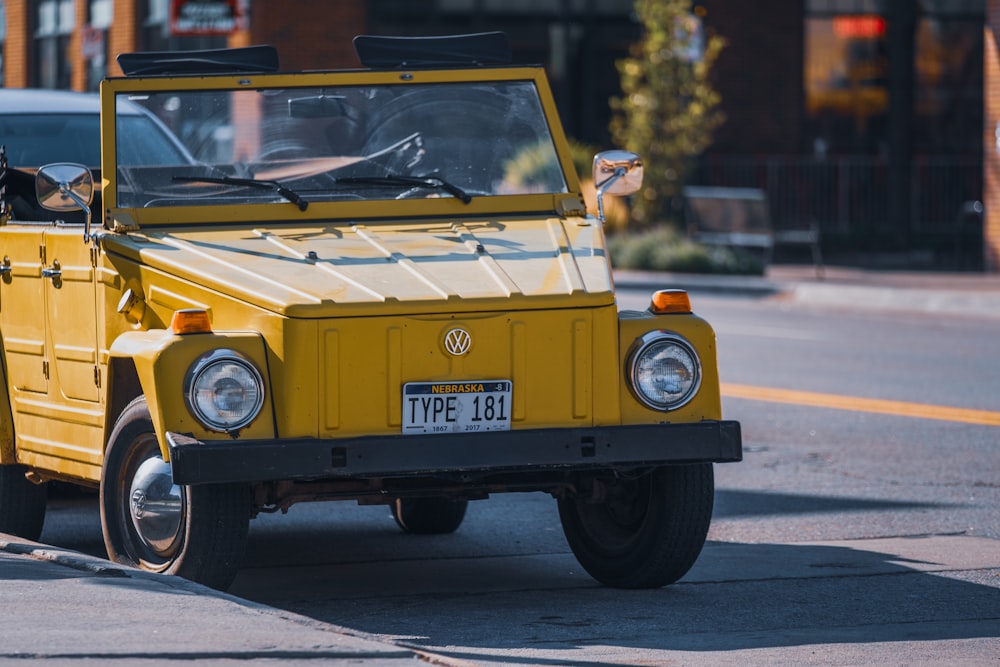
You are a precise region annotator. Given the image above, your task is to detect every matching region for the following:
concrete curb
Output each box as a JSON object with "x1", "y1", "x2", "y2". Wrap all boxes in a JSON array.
[
  {"x1": 613, "y1": 269, "x2": 783, "y2": 297},
  {"x1": 613, "y1": 268, "x2": 1000, "y2": 319},
  {"x1": 0, "y1": 534, "x2": 429, "y2": 663},
  {"x1": 789, "y1": 282, "x2": 1000, "y2": 319}
]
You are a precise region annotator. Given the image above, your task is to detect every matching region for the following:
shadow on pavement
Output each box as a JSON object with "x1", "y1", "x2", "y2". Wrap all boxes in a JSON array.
[
  {"x1": 714, "y1": 488, "x2": 952, "y2": 518},
  {"x1": 232, "y1": 537, "x2": 1000, "y2": 661}
]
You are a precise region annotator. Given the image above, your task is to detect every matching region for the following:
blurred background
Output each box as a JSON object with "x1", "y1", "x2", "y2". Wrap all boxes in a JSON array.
[{"x1": 1, "y1": 0, "x2": 996, "y2": 271}]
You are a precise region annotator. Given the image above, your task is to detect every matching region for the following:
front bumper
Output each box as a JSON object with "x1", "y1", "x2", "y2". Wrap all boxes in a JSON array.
[{"x1": 166, "y1": 420, "x2": 742, "y2": 486}]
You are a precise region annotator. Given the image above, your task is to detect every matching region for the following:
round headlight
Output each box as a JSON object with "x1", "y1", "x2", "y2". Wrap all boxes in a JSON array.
[
  {"x1": 627, "y1": 332, "x2": 701, "y2": 411},
  {"x1": 184, "y1": 350, "x2": 264, "y2": 432}
]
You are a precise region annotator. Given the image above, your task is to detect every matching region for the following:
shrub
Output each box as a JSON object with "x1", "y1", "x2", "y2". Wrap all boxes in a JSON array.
[
  {"x1": 607, "y1": 226, "x2": 764, "y2": 275},
  {"x1": 610, "y1": 0, "x2": 726, "y2": 228}
]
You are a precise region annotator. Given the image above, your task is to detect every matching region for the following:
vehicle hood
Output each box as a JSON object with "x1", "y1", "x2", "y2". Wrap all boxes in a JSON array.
[{"x1": 102, "y1": 217, "x2": 616, "y2": 317}]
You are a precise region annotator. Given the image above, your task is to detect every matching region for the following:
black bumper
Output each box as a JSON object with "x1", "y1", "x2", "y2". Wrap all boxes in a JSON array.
[{"x1": 166, "y1": 420, "x2": 742, "y2": 486}]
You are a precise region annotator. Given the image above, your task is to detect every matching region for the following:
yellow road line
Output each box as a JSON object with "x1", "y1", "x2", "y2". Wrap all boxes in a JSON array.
[{"x1": 721, "y1": 383, "x2": 1000, "y2": 427}]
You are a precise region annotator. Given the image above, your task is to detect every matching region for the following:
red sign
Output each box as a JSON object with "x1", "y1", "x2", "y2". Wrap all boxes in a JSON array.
[
  {"x1": 170, "y1": 0, "x2": 244, "y2": 37},
  {"x1": 80, "y1": 25, "x2": 105, "y2": 60},
  {"x1": 833, "y1": 15, "x2": 886, "y2": 40}
]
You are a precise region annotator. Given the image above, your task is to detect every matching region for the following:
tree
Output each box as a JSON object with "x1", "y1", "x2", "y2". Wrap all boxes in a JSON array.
[{"x1": 610, "y1": 0, "x2": 725, "y2": 227}]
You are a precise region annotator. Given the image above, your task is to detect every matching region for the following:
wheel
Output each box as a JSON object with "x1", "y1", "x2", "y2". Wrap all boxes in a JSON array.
[
  {"x1": 0, "y1": 464, "x2": 47, "y2": 540},
  {"x1": 391, "y1": 497, "x2": 468, "y2": 535},
  {"x1": 100, "y1": 396, "x2": 249, "y2": 590},
  {"x1": 558, "y1": 464, "x2": 714, "y2": 589}
]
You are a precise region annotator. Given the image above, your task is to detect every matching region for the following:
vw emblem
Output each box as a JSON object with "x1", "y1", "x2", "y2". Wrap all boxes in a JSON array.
[{"x1": 444, "y1": 328, "x2": 472, "y2": 356}]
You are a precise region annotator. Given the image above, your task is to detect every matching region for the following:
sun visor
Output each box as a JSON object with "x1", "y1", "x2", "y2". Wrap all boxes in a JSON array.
[{"x1": 117, "y1": 45, "x2": 280, "y2": 76}]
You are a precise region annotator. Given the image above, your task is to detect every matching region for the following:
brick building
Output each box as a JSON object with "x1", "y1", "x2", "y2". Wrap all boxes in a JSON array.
[
  {"x1": 985, "y1": 0, "x2": 1000, "y2": 271},
  {"x1": 0, "y1": 0, "x2": 366, "y2": 88},
  {"x1": 1, "y1": 0, "x2": 995, "y2": 270}
]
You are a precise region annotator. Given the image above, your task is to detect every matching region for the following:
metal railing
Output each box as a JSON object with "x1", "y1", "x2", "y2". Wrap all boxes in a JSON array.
[{"x1": 688, "y1": 155, "x2": 982, "y2": 237}]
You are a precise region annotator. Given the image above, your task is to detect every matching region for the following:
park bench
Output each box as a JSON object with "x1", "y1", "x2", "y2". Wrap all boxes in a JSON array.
[{"x1": 683, "y1": 185, "x2": 824, "y2": 277}]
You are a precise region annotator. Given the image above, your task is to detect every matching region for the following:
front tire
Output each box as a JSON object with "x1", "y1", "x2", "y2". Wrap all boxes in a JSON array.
[
  {"x1": 391, "y1": 497, "x2": 468, "y2": 534},
  {"x1": 558, "y1": 464, "x2": 714, "y2": 589},
  {"x1": 0, "y1": 464, "x2": 47, "y2": 540},
  {"x1": 100, "y1": 397, "x2": 249, "y2": 590}
]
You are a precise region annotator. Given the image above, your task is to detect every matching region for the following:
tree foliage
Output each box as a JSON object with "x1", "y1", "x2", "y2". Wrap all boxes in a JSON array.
[{"x1": 610, "y1": 0, "x2": 725, "y2": 226}]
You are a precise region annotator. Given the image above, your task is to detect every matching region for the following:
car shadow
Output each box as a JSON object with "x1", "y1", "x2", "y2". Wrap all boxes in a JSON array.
[
  {"x1": 230, "y1": 536, "x2": 1000, "y2": 660},
  {"x1": 223, "y1": 493, "x2": 998, "y2": 662},
  {"x1": 714, "y1": 488, "x2": 952, "y2": 517},
  {"x1": 30, "y1": 486, "x2": 998, "y2": 661}
]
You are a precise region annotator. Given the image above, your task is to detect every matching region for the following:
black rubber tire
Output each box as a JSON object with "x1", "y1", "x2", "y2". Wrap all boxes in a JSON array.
[
  {"x1": 558, "y1": 464, "x2": 714, "y2": 589},
  {"x1": 100, "y1": 396, "x2": 249, "y2": 590},
  {"x1": 391, "y1": 497, "x2": 468, "y2": 535},
  {"x1": 0, "y1": 463, "x2": 47, "y2": 540}
]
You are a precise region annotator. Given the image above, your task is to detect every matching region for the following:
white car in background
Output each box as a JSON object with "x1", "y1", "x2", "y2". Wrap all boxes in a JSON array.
[{"x1": 0, "y1": 88, "x2": 192, "y2": 220}]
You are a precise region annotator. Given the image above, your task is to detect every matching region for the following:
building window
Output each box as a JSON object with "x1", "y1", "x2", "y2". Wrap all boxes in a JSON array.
[
  {"x1": 142, "y1": 0, "x2": 171, "y2": 52},
  {"x1": 34, "y1": 0, "x2": 75, "y2": 89},
  {"x1": 85, "y1": 0, "x2": 113, "y2": 90},
  {"x1": 914, "y1": 15, "x2": 983, "y2": 154},
  {"x1": 805, "y1": 14, "x2": 888, "y2": 155},
  {"x1": 805, "y1": 2, "x2": 983, "y2": 156}
]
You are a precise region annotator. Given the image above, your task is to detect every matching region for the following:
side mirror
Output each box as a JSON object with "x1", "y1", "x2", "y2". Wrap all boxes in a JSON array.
[
  {"x1": 36, "y1": 163, "x2": 94, "y2": 211},
  {"x1": 35, "y1": 163, "x2": 95, "y2": 241},
  {"x1": 592, "y1": 150, "x2": 642, "y2": 223}
]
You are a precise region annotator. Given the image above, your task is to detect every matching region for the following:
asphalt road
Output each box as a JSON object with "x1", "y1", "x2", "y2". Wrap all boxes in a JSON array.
[
  {"x1": 33, "y1": 289, "x2": 1000, "y2": 665},
  {"x1": 686, "y1": 291, "x2": 1000, "y2": 545}
]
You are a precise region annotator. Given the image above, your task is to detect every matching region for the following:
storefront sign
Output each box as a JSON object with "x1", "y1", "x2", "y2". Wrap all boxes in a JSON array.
[
  {"x1": 170, "y1": 0, "x2": 244, "y2": 36},
  {"x1": 833, "y1": 15, "x2": 886, "y2": 40}
]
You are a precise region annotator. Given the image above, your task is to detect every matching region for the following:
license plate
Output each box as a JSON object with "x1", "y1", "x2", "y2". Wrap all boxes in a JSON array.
[{"x1": 402, "y1": 381, "x2": 512, "y2": 434}]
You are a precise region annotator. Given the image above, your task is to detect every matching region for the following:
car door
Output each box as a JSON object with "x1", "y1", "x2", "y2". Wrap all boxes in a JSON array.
[
  {"x1": 43, "y1": 226, "x2": 101, "y2": 404},
  {"x1": 0, "y1": 225, "x2": 49, "y2": 397},
  {"x1": 0, "y1": 221, "x2": 103, "y2": 473}
]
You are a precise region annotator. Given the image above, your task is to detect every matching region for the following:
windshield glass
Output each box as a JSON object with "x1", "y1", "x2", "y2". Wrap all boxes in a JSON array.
[{"x1": 114, "y1": 81, "x2": 568, "y2": 209}]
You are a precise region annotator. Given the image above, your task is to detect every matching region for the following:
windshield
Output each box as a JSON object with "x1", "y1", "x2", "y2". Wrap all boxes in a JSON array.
[{"x1": 114, "y1": 80, "x2": 568, "y2": 209}]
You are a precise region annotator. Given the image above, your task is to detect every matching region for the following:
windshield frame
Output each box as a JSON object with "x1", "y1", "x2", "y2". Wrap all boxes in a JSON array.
[{"x1": 99, "y1": 66, "x2": 583, "y2": 228}]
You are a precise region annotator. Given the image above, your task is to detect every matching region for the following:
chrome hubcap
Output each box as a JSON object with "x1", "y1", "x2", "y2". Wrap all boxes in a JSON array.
[{"x1": 128, "y1": 456, "x2": 183, "y2": 556}]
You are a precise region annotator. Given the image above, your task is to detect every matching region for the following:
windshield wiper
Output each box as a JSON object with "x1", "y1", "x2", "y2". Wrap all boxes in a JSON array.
[
  {"x1": 172, "y1": 175, "x2": 309, "y2": 211},
  {"x1": 334, "y1": 174, "x2": 472, "y2": 204}
]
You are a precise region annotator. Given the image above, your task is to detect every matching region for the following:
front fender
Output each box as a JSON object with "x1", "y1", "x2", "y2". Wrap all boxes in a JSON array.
[
  {"x1": 108, "y1": 329, "x2": 275, "y2": 460},
  {"x1": 618, "y1": 311, "x2": 723, "y2": 424}
]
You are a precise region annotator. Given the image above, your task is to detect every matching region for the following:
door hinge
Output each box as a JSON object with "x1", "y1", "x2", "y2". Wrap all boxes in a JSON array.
[
  {"x1": 90, "y1": 245, "x2": 100, "y2": 267},
  {"x1": 42, "y1": 360, "x2": 50, "y2": 380},
  {"x1": 39, "y1": 244, "x2": 46, "y2": 264},
  {"x1": 93, "y1": 365, "x2": 101, "y2": 388}
]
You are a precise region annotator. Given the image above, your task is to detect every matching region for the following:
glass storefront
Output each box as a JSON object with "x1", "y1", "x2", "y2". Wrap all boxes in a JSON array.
[{"x1": 805, "y1": 1, "x2": 983, "y2": 156}]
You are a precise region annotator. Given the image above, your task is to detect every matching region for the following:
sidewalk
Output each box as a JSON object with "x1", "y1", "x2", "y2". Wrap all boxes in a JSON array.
[
  {"x1": 0, "y1": 535, "x2": 435, "y2": 665},
  {"x1": 613, "y1": 264, "x2": 1000, "y2": 319}
]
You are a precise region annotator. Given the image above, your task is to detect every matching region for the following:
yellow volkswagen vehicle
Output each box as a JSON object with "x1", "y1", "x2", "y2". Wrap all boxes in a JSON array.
[{"x1": 0, "y1": 34, "x2": 740, "y2": 590}]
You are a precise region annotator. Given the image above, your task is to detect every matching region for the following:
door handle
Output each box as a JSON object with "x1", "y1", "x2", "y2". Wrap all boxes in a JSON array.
[{"x1": 42, "y1": 260, "x2": 61, "y2": 279}]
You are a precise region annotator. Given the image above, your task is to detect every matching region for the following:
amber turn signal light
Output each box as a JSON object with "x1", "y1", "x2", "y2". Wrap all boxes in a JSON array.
[
  {"x1": 171, "y1": 309, "x2": 212, "y2": 334},
  {"x1": 649, "y1": 289, "x2": 691, "y2": 314}
]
